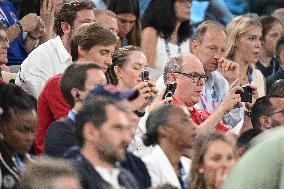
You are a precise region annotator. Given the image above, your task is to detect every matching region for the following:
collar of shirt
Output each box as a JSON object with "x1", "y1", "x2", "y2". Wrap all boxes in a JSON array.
[
  {"x1": 67, "y1": 109, "x2": 77, "y2": 121},
  {"x1": 54, "y1": 36, "x2": 72, "y2": 64}
]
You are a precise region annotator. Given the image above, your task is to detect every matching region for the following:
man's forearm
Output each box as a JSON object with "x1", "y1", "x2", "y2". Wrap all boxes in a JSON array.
[
  {"x1": 24, "y1": 34, "x2": 39, "y2": 53},
  {"x1": 197, "y1": 106, "x2": 226, "y2": 135},
  {"x1": 6, "y1": 23, "x2": 22, "y2": 43}
]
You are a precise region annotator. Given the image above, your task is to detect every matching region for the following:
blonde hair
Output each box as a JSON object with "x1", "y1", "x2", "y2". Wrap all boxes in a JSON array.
[{"x1": 226, "y1": 15, "x2": 262, "y2": 60}]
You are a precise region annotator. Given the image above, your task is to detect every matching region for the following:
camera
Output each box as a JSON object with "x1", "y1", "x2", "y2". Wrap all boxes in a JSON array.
[
  {"x1": 162, "y1": 83, "x2": 177, "y2": 100},
  {"x1": 235, "y1": 86, "x2": 252, "y2": 103},
  {"x1": 141, "y1": 69, "x2": 149, "y2": 81}
]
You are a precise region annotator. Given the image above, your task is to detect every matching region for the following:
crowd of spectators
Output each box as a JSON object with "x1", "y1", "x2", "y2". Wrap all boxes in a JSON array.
[{"x1": 1, "y1": 0, "x2": 284, "y2": 189}]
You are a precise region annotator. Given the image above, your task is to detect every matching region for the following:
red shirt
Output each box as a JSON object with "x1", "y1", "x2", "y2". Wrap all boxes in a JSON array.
[
  {"x1": 34, "y1": 74, "x2": 71, "y2": 154},
  {"x1": 172, "y1": 98, "x2": 229, "y2": 133}
]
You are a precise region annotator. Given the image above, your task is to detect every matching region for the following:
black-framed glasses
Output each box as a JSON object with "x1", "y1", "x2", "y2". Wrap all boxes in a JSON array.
[
  {"x1": 175, "y1": 72, "x2": 209, "y2": 83},
  {"x1": 267, "y1": 109, "x2": 284, "y2": 117}
]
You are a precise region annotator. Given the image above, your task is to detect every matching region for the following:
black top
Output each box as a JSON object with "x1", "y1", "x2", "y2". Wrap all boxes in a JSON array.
[
  {"x1": 0, "y1": 141, "x2": 21, "y2": 189},
  {"x1": 266, "y1": 67, "x2": 284, "y2": 93},
  {"x1": 255, "y1": 57, "x2": 279, "y2": 78},
  {"x1": 72, "y1": 153, "x2": 139, "y2": 189},
  {"x1": 44, "y1": 117, "x2": 76, "y2": 157}
]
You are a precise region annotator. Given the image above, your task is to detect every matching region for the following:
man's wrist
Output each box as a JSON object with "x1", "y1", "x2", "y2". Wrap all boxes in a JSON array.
[
  {"x1": 27, "y1": 32, "x2": 39, "y2": 40},
  {"x1": 15, "y1": 21, "x2": 23, "y2": 34},
  {"x1": 244, "y1": 110, "x2": 251, "y2": 117}
]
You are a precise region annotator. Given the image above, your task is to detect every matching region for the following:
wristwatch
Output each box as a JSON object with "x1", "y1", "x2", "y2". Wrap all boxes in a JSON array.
[
  {"x1": 15, "y1": 21, "x2": 23, "y2": 34},
  {"x1": 244, "y1": 110, "x2": 251, "y2": 117}
]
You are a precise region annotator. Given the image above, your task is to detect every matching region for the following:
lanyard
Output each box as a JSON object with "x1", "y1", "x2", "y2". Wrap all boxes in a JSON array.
[
  {"x1": 271, "y1": 58, "x2": 276, "y2": 75},
  {"x1": 121, "y1": 37, "x2": 127, "y2": 47},
  {"x1": 178, "y1": 162, "x2": 188, "y2": 189},
  {"x1": 248, "y1": 68, "x2": 253, "y2": 83},
  {"x1": 164, "y1": 38, "x2": 181, "y2": 57},
  {"x1": 200, "y1": 85, "x2": 219, "y2": 112}
]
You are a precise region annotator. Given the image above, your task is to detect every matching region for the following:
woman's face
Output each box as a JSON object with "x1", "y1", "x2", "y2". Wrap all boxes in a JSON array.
[
  {"x1": 234, "y1": 26, "x2": 262, "y2": 64},
  {"x1": 174, "y1": 0, "x2": 191, "y2": 22},
  {"x1": 201, "y1": 140, "x2": 235, "y2": 188},
  {"x1": 2, "y1": 110, "x2": 37, "y2": 154},
  {"x1": 117, "y1": 13, "x2": 137, "y2": 38},
  {"x1": 117, "y1": 51, "x2": 148, "y2": 89},
  {"x1": 262, "y1": 22, "x2": 283, "y2": 57}
]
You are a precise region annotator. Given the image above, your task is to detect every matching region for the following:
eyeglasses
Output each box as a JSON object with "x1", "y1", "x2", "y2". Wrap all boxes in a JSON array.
[
  {"x1": 267, "y1": 109, "x2": 284, "y2": 117},
  {"x1": 175, "y1": 72, "x2": 208, "y2": 83}
]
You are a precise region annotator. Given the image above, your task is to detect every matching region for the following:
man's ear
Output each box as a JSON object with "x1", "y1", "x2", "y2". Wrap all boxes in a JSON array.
[
  {"x1": 82, "y1": 122, "x2": 98, "y2": 144},
  {"x1": 168, "y1": 72, "x2": 177, "y2": 83},
  {"x1": 61, "y1": 22, "x2": 72, "y2": 35},
  {"x1": 259, "y1": 116, "x2": 272, "y2": 130},
  {"x1": 113, "y1": 65, "x2": 122, "y2": 79},
  {"x1": 78, "y1": 46, "x2": 86, "y2": 59},
  {"x1": 71, "y1": 88, "x2": 82, "y2": 101},
  {"x1": 191, "y1": 39, "x2": 200, "y2": 54},
  {"x1": 157, "y1": 125, "x2": 171, "y2": 139}
]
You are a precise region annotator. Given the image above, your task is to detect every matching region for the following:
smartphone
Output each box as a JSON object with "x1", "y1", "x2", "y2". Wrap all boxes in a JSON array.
[
  {"x1": 235, "y1": 86, "x2": 252, "y2": 103},
  {"x1": 141, "y1": 69, "x2": 149, "y2": 81},
  {"x1": 162, "y1": 83, "x2": 177, "y2": 100}
]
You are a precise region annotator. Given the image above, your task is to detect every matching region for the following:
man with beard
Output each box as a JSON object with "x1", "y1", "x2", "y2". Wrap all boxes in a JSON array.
[
  {"x1": 251, "y1": 94, "x2": 284, "y2": 131},
  {"x1": 73, "y1": 97, "x2": 139, "y2": 189},
  {"x1": 16, "y1": 1, "x2": 95, "y2": 99},
  {"x1": 34, "y1": 22, "x2": 117, "y2": 154}
]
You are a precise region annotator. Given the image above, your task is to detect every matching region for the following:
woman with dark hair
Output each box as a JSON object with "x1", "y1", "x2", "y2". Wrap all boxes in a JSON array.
[
  {"x1": 0, "y1": 83, "x2": 37, "y2": 189},
  {"x1": 190, "y1": 133, "x2": 236, "y2": 189},
  {"x1": 141, "y1": 0, "x2": 192, "y2": 80},
  {"x1": 256, "y1": 16, "x2": 283, "y2": 78},
  {"x1": 108, "y1": 0, "x2": 141, "y2": 48},
  {"x1": 106, "y1": 45, "x2": 158, "y2": 114}
]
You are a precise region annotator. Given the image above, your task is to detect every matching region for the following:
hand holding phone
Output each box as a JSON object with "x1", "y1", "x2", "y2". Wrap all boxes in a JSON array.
[
  {"x1": 235, "y1": 86, "x2": 252, "y2": 103},
  {"x1": 141, "y1": 69, "x2": 149, "y2": 81}
]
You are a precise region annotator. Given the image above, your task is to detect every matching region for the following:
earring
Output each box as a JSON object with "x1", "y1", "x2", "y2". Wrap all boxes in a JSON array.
[
  {"x1": 0, "y1": 133, "x2": 4, "y2": 141},
  {"x1": 199, "y1": 168, "x2": 204, "y2": 174}
]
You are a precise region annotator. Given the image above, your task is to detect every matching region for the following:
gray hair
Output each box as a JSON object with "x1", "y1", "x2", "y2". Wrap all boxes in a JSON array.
[
  {"x1": 163, "y1": 55, "x2": 183, "y2": 83},
  {"x1": 94, "y1": 8, "x2": 116, "y2": 19}
]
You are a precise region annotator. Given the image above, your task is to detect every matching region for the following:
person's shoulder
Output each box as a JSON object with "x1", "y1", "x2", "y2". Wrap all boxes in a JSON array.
[{"x1": 142, "y1": 27, "x2": 158, "y2": 36}]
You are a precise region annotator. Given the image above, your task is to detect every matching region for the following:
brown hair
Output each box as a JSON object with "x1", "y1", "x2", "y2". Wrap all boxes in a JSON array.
[
  {"x1": 194, "y1": 20, "x2": 226, "y2": 43},
  {"x1": 190, "y1": 133, "x2": 234, "y2": 189},
  {"x1": 70, "y1": 22, "x2": 118, "y2": 61},
  {"x1": 54, "y1": 1, "x2": 93, "y2": 36},
  {"x1": 106, "y1": 45, "x2": 143, "y2": 85},
  {"x1": 21, "y1": 157, "x2": 79, "y2": 189}
]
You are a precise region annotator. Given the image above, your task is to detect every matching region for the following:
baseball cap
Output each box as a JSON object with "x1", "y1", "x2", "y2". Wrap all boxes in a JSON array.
[{"x1": 85, "y1": 84, "x2": 139, "y2": 101}]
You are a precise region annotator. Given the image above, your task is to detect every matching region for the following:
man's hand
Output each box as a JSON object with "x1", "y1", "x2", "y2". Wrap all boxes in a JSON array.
[
  {"x1": 40, "y1": 0, "x2": 58, "y2": 40},
  {"x1": 28, "y1": 17, "x2": 45, "y2": 39},
  {"x1": 219, "y1": 80, "x2": 243, "y2": 113},
  {"x1": 18, "y1": 13, "x2": 39, "y2": 32},
  {"x1": 217, "y1": 58, "x2": 240, "y2": 84},
  {"x1": 244, "y1": 84, "x2": 258, "y2": 111}
]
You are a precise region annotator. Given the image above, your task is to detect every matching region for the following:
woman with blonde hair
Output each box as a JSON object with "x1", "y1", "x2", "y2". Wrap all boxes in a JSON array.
[{"x1": 226, "y1": 15, "x2": 265, "y2": 97}]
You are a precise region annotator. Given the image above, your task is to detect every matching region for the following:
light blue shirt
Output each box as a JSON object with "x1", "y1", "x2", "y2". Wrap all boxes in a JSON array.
[{"x1": 195, "y1": 71, "x2": 243, "y2": 128}]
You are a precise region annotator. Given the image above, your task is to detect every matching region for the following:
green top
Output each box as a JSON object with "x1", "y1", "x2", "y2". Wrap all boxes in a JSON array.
[{"x1": 222, "y1": 127, "x2": 284, "y2": 189}]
